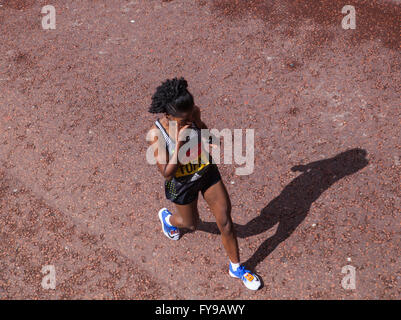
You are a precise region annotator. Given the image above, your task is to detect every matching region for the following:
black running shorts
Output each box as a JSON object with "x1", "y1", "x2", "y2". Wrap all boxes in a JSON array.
[{"x1": 165, "y1": 164, "x2": 222, "y2": 205}]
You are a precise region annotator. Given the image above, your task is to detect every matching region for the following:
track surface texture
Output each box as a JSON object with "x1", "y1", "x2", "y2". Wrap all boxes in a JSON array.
[{"x1": 0, "y1": 0, "x2": 400, "y2": 299}]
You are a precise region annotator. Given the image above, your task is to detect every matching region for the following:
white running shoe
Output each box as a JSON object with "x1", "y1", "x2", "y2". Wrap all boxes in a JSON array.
[
  {"x1": 229, "y1": 263, "x2": 261, "y2": 291},
  {"x1": 158, "y1": 208, "x2": 180, "y2": 241}
]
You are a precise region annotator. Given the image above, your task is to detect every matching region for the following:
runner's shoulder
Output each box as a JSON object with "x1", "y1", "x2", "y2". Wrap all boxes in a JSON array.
[
  {"x1": 193, "y1": 105, "x2": 201, "y2": 116},
  {"x1": 148, "y1": 123, "x2": 158, "y2": 144},
  {"x1": 148, "y1": 119, "x2": 168, "y2": 145}
]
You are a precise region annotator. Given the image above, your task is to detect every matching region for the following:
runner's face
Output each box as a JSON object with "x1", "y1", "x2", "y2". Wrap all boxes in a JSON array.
[{"x1": 168, "y1": 105, "x2": 194, "y2": 126}]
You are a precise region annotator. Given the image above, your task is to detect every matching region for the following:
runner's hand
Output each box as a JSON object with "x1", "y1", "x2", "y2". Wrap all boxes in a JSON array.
[
  {"x1": 201, "y1": 135, "x2": 220, "y2": 149},
  {"x1": 175, "y1": 124, "x2": 191, "y2": 148}
]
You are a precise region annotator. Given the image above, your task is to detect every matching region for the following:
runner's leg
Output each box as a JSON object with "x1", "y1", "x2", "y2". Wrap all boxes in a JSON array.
[
  {"x1": 202, "y1": 180, "x2": 240, "y2": 263},
  {"x1": 169, "y1": 199, "x2": 199, "y2": 231}
]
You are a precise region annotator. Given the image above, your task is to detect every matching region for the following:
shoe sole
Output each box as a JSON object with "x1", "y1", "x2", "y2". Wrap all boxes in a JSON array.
[
  {"x1": 229, "y1": 270, "x2": 238, "y2": 278},
  {"x1": 158, "y1": 208, "x2": 179, "y2": 241}
]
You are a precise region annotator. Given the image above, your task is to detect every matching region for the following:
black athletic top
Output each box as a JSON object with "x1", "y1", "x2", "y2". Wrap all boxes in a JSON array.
[{"x1": 154, "y1": 119, "x2": 210, "y2": 182}]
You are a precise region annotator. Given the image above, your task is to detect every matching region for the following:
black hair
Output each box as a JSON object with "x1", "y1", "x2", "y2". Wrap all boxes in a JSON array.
[{"x1": 149, "y1": 77, "x2": 194, "y2": 116}]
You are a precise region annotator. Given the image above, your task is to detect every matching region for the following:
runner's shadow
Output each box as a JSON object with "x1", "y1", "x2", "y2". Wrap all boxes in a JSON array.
[{"x1": 198, "y1": 148, "x2": 369, "y2": 270}]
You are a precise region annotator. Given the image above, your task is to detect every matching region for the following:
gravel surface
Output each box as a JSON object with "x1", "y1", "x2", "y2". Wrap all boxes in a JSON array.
[{"x1": 0, "y1": 0, "x2": 400, "y2": 299}]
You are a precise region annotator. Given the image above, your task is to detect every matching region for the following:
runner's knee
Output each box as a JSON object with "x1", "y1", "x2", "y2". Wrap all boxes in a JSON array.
[
  {"x1": 186, "y1": 216, "x2": 199, "y2": 231},
  {"x1": 172, "y1": 214, "x2": 184, "y2": 227},
  {"x1": 218, "y1": 218, "x2": 233, "y2": 236},
  {"x1": 186, "y1": 223, "x2": 197, "y2": 231},
  {"x1": 175, "y1": 215, "x2": 198, "y2": 230},
  {"x1": 216, "y1": 205, "x2": 233, "y2": 235}
]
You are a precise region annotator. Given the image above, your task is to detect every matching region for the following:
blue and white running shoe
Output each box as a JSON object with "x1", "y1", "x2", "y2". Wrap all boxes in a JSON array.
[
  {"x1": 158, "y1": 208, "x2": 180, "y2": 241},
  {"x1": 229, "y1": 263, "x2": 261, "y2": 290}
]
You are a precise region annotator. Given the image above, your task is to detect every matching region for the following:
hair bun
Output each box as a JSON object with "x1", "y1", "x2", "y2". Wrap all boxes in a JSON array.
[
  {"x1": 149, "y1": 76, "x2": 193, "y2": 114},
  {"x1": 176, "y1": 77, "x2": 188, "y2": 92}
]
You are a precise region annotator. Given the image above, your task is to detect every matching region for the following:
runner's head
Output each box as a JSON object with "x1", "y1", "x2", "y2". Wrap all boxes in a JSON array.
[{"x1": 149, "y1": 77, "x2": 194, "y2": 123}]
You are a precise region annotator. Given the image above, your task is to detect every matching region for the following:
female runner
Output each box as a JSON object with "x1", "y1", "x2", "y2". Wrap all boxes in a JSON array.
[{"x1": 147, "y1": 77, "x2": 260, "y2": 290}]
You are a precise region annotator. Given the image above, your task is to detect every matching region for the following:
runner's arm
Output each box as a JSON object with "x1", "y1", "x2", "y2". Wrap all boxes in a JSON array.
[
  {"x1": 193, "y1": 105, "x2": 219, "y2": 147},
  {"x1": 148, "y1": 126, "x2": 188, "y2": 180},
  {"x1": 192, "y1": 105, "x2": 208, "y2": 129}
]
